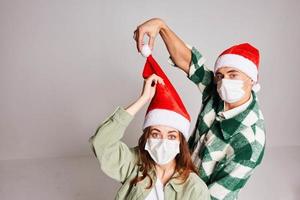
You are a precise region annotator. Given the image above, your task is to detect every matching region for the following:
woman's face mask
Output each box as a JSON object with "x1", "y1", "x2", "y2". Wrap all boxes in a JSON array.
[{"x1": 145, "y1": 138, "x2": 180, "y2": 165}]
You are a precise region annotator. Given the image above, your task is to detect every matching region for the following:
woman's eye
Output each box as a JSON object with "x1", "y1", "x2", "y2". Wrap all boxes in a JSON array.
[
  {"x1": 216, "y1": 74, "x2": 223, "y2": 80},
  {"x1": 151, "y1": 133, "x2": 158, "y2": 138},
  {"x1": 168, "y1": 135, "x2": 176, "y2": 140}
]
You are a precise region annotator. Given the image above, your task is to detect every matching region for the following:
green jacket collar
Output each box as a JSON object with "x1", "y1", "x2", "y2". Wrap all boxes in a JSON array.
[{"x1": 147, "y1": 168, "x2": 184, "y2": 192}]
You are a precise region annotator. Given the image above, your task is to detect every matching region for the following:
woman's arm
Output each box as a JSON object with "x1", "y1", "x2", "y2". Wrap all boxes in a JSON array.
[
  {"x1": 89, "y1": 105, "x2": 136, "y2": 183},
  {"x1": 89, "y1": 74, "x2": 164, "y2": 182},
  {"x1": 125, "y1": 97, "x2": 148, "y2": 116}
]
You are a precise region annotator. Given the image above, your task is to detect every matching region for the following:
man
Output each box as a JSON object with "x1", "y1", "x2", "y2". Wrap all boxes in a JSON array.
[{"x1": 133, "y1": 18, "x2": 266, "y2": 200}]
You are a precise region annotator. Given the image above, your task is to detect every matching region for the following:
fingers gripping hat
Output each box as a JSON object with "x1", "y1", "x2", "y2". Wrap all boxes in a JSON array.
[
  {"x1": 141, "y1": 45, "x2": 191, "y2": 139},
  {"x1": 214, "y1": 43, "x2": 261, "y2": 92}
]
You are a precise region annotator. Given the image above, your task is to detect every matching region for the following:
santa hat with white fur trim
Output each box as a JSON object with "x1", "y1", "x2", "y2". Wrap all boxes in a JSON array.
[
  {"x1": 140, "y1": 45, "x2": 191, "y2": 139},
  {"x1": 214, "y1": 43, "x2": 261, "y2": 92}
]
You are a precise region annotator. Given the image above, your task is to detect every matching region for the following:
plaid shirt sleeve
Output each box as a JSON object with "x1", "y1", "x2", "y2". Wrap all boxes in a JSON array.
[
  {"x1": 168, "y1": 44, "x2": 215, "y2": 96},
  {"x1": 208, "y1": 159, "x2": 256, "y2": 200},
  {"x1": 207, "y1": 144, "x2": 265, "y2": 200}
]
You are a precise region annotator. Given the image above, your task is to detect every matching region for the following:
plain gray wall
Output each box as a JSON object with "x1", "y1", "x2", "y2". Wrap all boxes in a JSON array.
[{"x1": 0, "y1": 0, "x2": 299, "y2": 199}]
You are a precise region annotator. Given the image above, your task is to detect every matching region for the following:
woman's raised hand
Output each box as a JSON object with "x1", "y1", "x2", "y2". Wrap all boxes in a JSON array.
[
  {"x1": 140, "y1": 74, "x2": 165, "y2": 102},
  {"x1": 125, "y1": 74, "x2": 164, "y2": 116}
]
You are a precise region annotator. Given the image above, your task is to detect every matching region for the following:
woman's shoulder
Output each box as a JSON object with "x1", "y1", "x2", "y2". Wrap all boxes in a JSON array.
[
  {"x1": 186, "y1": 172, "x2": 208, "y2": 189},
  {"x1": 129, "y1": 146, "x2": 141, "y2": 164},
  {"x1": 171, "y1": 172, "x2": 210, "y2": 199},
  {"x1": 185, "y1": 172, "x2": 210, "y2": 199},
  {"x1": 130, "y1": 146, "x2": 139, "y2": 154}
]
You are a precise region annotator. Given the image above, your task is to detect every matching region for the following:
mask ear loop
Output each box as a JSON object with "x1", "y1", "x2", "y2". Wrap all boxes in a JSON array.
[
  {"x1": 251, "y1": 74, "x2": 261, "y2": 93},
  {"x1": 252, "y1": 83, "x2": 261, "y2": 92}
]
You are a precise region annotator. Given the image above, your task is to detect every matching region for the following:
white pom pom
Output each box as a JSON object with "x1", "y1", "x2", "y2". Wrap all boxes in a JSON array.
[{"x1": 141, "y1": 44, "x2": 152, "y2": 57}]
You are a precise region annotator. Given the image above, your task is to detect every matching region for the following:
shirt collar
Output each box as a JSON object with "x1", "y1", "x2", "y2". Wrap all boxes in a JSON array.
[
  {"x1": 148, "y1": 168, "x2": 183, "y2": 192},
  {"x1": 217, "y1": 91, "x2": 260, "y2": 140},
  {"x1": 218, "y1": 94, "x2": 253, "y2": 119},
  {"x1": 168, "y1": 171, "x2": 184, "y2": 192}
]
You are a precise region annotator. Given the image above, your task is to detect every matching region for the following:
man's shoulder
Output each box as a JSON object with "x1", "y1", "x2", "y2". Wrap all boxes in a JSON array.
[
  {"x1": 231, "y1": 121, "x2": 266, "y2": 164},
  {"x1": 235, "y1": 96, "x2": 265, "y2": 128},
  {"x1": 242, "y1": 98, "x2": 266, "y2": 137}
]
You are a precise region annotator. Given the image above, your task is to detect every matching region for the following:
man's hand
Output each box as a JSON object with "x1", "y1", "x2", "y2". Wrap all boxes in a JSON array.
[
  {"x1": 133, "y1": 18, "x2": 192, "y2": 75},
  {"x1": 133, "y1": 18, "x2": 165, "y2": 53}
]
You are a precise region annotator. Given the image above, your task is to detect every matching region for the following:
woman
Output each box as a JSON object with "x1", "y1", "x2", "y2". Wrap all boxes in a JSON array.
[{"x1": 89, "y1": 73, "x2": 210, "y2": 200}]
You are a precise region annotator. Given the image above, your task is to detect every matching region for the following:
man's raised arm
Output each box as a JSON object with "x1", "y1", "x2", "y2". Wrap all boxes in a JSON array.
[
  {"x1": 134, "y1": 18, "x2": 214, "y2": 95},
  {"x1": 134, "y1": 18, "x2": 191, "y2": 74}
]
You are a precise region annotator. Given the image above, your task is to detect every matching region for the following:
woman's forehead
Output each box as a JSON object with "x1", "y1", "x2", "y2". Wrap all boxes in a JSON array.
[{"x1": 150, "y1": 125, "x2": 178, "y2": 132}]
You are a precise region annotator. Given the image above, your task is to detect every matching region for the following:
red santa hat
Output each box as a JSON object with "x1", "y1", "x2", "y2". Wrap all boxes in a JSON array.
[
  {"x1": 214, "y1": 43, "x2": 261, "y2": 92},
  {"x1": 140, "y1": 45, "x2": 191, "y2": 139}
]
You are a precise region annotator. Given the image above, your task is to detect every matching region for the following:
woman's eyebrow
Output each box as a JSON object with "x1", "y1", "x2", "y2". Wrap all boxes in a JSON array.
[
  {"x1": 168, "y1": 130, "x2": 177, "y2": 133},
  {"x1": 151, "y1": 128, "x2": 161, "y2": 132}
]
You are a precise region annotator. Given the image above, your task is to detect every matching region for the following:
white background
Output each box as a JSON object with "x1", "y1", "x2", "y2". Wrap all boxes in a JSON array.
[{"x1": 0, "y1": 0, "x2": 299, "y2": 199}]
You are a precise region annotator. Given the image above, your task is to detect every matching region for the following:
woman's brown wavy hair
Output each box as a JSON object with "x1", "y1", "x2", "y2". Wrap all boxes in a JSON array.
[{"x1": 130, "y1": 126, "x2": 199, "y2": 189}]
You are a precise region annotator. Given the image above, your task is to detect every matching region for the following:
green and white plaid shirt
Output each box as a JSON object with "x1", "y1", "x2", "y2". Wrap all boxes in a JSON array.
[{"x1": 168, "y1": 46, "x2": 266, "y2": 200}]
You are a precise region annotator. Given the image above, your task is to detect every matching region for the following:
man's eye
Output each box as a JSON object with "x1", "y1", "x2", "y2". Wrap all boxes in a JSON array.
[{"x1": 229, "y1": 74, "x2": 238, "y2": 79}]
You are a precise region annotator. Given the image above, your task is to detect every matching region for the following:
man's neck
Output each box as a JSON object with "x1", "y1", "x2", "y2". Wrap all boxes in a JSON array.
[{"x1": 224, "y1": 92, "x2": 252, "y2": 111}]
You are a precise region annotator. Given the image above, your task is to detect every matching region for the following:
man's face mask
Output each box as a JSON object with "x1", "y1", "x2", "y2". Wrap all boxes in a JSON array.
[
  {"x1": 144, "y1": 138, "x2": 180, "y2": 165},
  {"x1": 217, "y1": 79, "x2": 245, "y2": 103}
]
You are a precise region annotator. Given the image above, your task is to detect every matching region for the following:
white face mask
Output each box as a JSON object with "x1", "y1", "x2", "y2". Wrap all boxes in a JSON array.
[
  {"x1": 217, "y1": 79, "x2": 245, "y2": 103},
  {"x1": 144, "y1": 138, "x2": 180, "y2": 165}
]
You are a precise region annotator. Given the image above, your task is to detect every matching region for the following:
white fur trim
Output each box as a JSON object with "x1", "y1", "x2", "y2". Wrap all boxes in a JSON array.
[
  {"x1": 214, "y1": 54, "x2": 258, "y2": 82},
  {"x1": 142, "y1": 109, "x2": 190, "y2": 140},
  {"x1": 141, "y1": 44, "x2": 151, "y2": 57}
]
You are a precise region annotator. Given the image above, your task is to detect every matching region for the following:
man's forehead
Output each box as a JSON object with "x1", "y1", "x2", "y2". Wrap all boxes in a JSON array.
[
  {"x1": 216, "y1": 66, "x2": 242, "y2": 74},
  {"x1": 215, "y1": 67, "x2": 252, "y2": 80}
]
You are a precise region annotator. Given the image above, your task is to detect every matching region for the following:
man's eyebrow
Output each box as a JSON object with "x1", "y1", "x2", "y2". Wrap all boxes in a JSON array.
[{"x1": 227, "y1": 69, "x2": 240, "y2": 73}]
